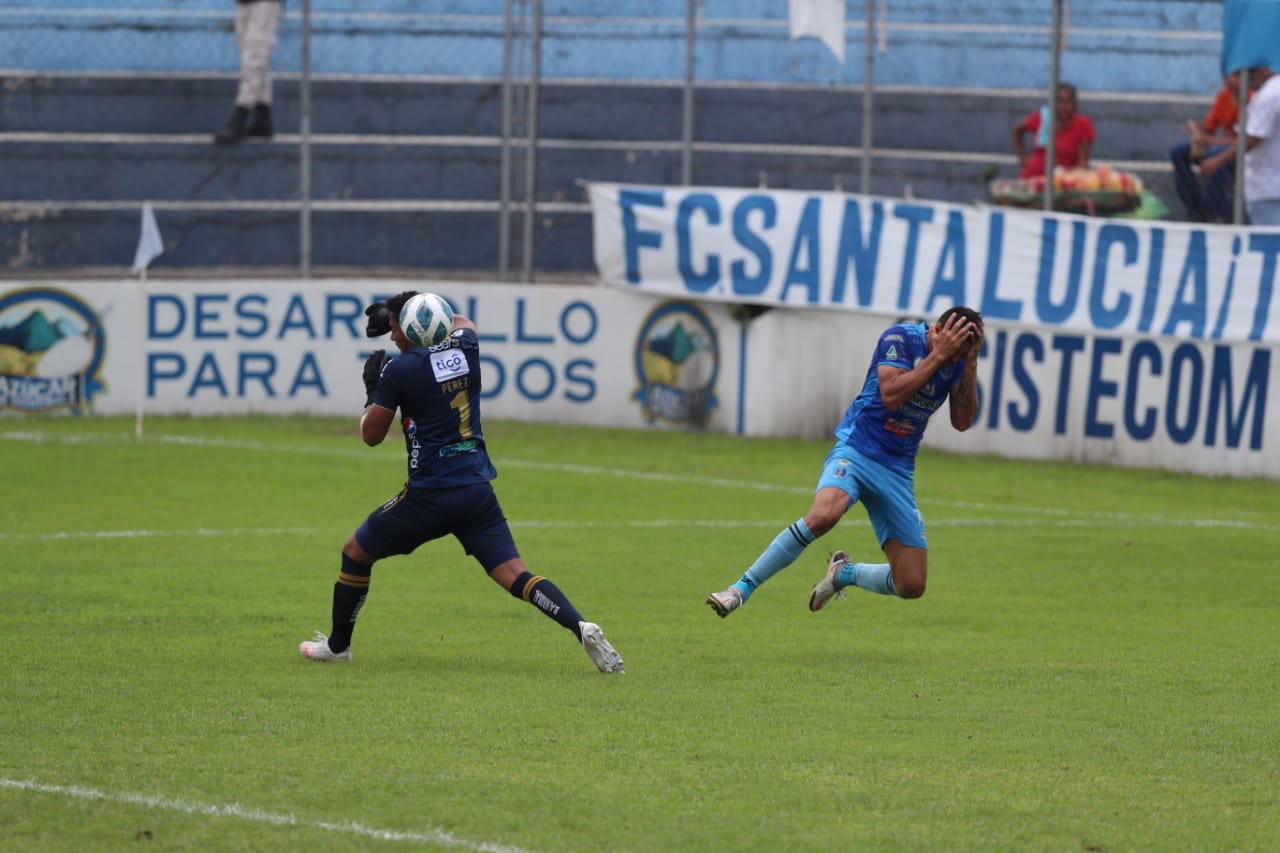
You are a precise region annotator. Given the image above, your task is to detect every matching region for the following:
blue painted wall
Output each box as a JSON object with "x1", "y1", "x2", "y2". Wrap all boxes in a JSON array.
[{"x1": 5, "y1": 0, "x2": 1225, "y2": 93}]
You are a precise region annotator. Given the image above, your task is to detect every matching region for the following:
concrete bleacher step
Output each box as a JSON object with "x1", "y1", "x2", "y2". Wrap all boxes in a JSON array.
[
  {"x1": 0, "y1": 207, "x2": 592, "y2": 272},
  {"x1": 1, "y1": 73, "x2": 1206, "y2": 159},
  {"x1": 0, "y1": 29, "x2": 1207, "y2": 274}
]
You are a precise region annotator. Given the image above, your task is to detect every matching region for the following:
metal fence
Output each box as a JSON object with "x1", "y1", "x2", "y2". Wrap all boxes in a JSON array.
[{"x1": 0, "y1": 0, "x2": 1228, "y2": 279}]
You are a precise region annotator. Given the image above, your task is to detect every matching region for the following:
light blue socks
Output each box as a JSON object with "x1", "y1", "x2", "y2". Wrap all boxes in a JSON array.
[
  {"x1": 729, "y1": 520, "x2": 901, "y2": 601},
  {"x1": 732, "y1": 520, "x2": 815, "y2": 600},
  {"x1": 837, "y1": 561, "x2": 898, "y2": 596}
]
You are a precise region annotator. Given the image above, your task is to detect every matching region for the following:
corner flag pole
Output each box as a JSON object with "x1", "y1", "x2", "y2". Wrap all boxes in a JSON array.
[
  {"x1": 136, "y1": 268, "x2": 146, "y2": 440},
  {"x1": 131, "y1": 201, "x2": 162, "y2": 440}
]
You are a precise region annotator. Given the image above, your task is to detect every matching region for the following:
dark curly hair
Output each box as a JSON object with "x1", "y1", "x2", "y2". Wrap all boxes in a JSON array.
[
  {"x1": 935, "y1": 306, "x2": 983, "y2": 344},
  {"x1": 384, "y1": 290, "x2": 420, "y2": 320}
]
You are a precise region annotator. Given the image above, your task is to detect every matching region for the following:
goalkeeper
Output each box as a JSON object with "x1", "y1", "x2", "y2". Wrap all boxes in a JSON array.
[
  {"x1": 299, "y1": 290, "x2": 624, "y2": 673},
  {"x1": 707, "y1": 306, "x2": 983, "y2": 619}
]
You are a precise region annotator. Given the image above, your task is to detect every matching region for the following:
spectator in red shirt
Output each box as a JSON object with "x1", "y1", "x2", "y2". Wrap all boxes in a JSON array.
[
  {"x1": 1012, "y1": 83, "x2": 1096, "y2": 178},
  {"x1": 1170, "y1": 71, "x2": 1244, "y2": 222}
]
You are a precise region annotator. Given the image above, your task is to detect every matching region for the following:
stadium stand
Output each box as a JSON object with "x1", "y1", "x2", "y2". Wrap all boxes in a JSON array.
[{"x1": 0, "y1": 0, "x2": 1225, "y2": 277}]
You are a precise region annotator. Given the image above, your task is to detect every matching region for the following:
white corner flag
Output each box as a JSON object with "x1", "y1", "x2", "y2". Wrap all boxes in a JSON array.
[
  {"x1": 131, "y1": 202, "x2": 164, "y2": 274},
  {"x1": 131, "y1": 202, "x2": 163, "y2": 439},
  {"x1": 789, "y1": 0, "x2": 846, "y2": 64}
]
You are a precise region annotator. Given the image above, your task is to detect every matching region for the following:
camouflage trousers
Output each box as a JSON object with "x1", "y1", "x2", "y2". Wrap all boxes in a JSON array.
[{"x1": 234, "y1": 1, "x2": 282, "y2": 107}]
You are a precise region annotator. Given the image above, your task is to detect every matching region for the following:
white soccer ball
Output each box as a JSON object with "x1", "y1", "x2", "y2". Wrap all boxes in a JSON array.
[{"x1": 399, "y1": 292, "x2": 454, "y2": 348}]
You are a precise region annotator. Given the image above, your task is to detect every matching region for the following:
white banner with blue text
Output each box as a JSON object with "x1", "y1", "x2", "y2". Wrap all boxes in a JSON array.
[
  {"x1": 0, "y1": 280, "x2": 741, "y2": 434},
  {"x1": 3, "y1": 279, "x2": 1275, "y2": 478},
  {"x1": 588, "y1": 182, "x2": 1280, "y2": 345}
]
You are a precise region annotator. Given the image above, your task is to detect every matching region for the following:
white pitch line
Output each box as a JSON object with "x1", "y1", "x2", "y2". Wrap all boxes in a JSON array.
[
  {"x1": 0, "y1": 778, "x2": 541, "y2": 853},
  {"x1": 4, "y1": 511, "x2": 1277, "y2": 543},
  {"x1": 0, "y1": 527, "x2": 321, "y2": 541},
  {"x1": 3, "y1": 430, "x2": 1277, "y2": 531}
]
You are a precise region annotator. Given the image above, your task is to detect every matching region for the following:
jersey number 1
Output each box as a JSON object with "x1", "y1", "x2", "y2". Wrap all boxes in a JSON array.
[{"x1": 449, "y1": 391, "x2": 474, "y2": 439}]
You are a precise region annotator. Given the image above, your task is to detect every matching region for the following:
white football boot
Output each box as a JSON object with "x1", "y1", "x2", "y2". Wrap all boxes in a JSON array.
[
  {"x1": 706, "y1": 586, "x2": 744, "y2": 618},
  {"x1": 808, "y1": 551, "x2": 850, "y2": 612},
  {"x1": 299, "y1": 631, "x2": 352, "y2": 662},
  {"x1": 579, "y1": 622, "x2": 625, "y2": 674}
]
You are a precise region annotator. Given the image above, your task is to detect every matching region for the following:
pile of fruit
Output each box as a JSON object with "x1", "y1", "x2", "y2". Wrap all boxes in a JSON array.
[{"x1": 990, "y1": 164, "x2": 1144, "y2": 215}]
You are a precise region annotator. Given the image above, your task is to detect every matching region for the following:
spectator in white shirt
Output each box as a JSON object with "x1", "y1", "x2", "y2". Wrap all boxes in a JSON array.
[{"x1": 1202, "y1": 66, "x2": 1280, "y2": 226}]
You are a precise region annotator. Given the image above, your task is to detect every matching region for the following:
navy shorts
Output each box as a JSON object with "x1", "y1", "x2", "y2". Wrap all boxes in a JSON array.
[{"x1": 354, "y1": 481, "x2": 520, "y2": 572}]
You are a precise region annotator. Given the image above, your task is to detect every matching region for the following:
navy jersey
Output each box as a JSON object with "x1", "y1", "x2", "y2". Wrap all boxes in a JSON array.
[
  {"x1": 371, "y1": 327, "x2": 497, "y2": 489},
  {"x1": 833, "y1": 322, "x2": 966, "y2": 472}
]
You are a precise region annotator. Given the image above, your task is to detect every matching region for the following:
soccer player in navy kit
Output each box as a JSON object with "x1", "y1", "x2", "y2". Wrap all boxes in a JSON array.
[
  {"x1": 706, "y1": 306, "x2": 984, "y2": 618},
  {"x1": 300, "y1": 291, "x2": 624, "y2": 673}
]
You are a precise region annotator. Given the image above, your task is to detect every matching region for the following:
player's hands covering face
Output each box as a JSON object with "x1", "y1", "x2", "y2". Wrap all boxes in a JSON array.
[
  {"x1": 963, "y1": 322, "x2": 984, "y2": 360},
  {"x1": 935, "y1": 314, "x2": 980, "y2": 362}
]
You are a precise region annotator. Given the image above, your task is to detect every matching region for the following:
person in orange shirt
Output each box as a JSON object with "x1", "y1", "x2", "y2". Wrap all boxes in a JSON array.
[{"x1": 1170, "y1": 71, "x2": 1244, "y2": 222}]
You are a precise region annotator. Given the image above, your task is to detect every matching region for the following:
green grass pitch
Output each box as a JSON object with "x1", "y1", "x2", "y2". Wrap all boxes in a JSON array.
[{"x1": 1, "y1": 415, "x2": 1277, "y2": 852}]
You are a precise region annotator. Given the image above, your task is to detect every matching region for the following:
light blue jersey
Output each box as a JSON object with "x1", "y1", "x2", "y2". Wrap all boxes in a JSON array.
[{"x1": 834, "y1": 322, "x2": 965, "y2": 472}]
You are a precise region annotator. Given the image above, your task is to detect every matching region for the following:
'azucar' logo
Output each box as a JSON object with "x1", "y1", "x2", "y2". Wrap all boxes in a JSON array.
[
  {"x1": 0, "y1": 286, "x2": 107, "y2": 413},
  {"x1": 632, "y1": 301, "x2": 719, "y2": 426}
]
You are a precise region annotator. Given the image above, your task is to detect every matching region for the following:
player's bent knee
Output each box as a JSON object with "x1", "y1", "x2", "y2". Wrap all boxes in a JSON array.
[
  {"x1": 897, "y1": 579, "x2": 926, "y2": 599},
  {"x1": 890, "y1": 565, "x2": 927, "y2": 599},
  {"x1": 805, "y1": 508, "x2": 844, "y2": 536},
  {"x1": 806, "y1": 489, "x2": 851, "y2": 536},
  {"x1": 807, "y1": 515, "x2": 839, "y2": 537},
  {"x1": 342, "y1": 535, "x2": 375, "y2": 565}
]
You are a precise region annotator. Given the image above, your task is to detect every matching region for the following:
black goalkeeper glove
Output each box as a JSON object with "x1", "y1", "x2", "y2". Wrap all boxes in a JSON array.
[
  {"x1": 365, "y1": 302, "x2": 393, "y2": 338},
  {"x1": 362, "y1": 349, "x2": 387, "y2": 406}
]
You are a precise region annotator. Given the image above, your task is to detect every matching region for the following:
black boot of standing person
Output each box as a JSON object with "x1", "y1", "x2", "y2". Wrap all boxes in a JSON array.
[
  {"x1": 247, "y1": 103, "x2": 273, "y2": 139},
  {"x1": 213, "y1": 106, "x2": 249, "y2": 145}
]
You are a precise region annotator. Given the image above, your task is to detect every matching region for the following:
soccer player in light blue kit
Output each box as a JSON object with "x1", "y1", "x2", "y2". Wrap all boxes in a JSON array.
[{"x1": 707, "y1": 306, "x2": 983, "y2": 617}]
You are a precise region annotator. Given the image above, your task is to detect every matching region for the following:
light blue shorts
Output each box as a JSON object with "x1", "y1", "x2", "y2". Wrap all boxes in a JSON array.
[{"x1": 816, "y1": 443, "x2": 927, "y2": 549}]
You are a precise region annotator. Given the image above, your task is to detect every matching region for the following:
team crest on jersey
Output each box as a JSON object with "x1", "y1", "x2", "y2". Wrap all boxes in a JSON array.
[
  {"x1": 0, "y1": 286, "x2": 107, "y2": 413},
  {"x1": 632, "y1": 300, "x2": 719, "y2": 426}
]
